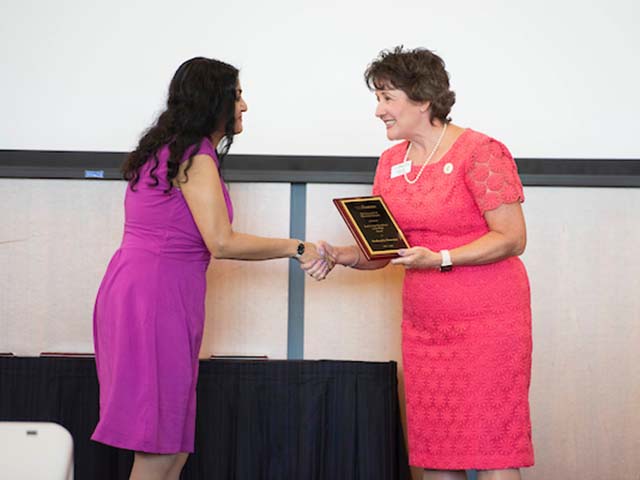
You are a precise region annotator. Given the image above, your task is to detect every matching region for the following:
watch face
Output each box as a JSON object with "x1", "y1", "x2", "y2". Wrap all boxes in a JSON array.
[{"x1": 297, "y1": 242, "x2": 305, "y2": 256}]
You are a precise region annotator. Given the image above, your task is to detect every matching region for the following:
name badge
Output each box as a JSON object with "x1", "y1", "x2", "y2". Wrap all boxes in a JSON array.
[{"x1": 390, "y1": 161, "x2": 412, "y2": 179}]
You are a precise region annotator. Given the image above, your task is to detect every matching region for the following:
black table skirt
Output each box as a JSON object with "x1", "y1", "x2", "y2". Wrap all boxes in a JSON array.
[{"x1": 0, "y1": 357, "x2": 410, "y2": 480}]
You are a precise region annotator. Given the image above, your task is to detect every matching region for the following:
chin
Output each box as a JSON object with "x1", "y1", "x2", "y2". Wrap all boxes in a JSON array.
[{"x1": 386, "y1": 130, "x2": 400, "y2": 141}]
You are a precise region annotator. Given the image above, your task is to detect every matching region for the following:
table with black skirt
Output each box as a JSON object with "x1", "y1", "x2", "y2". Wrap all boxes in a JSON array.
[{"x1": 0, "y1": 357, "x2": 409, "y2": 480}]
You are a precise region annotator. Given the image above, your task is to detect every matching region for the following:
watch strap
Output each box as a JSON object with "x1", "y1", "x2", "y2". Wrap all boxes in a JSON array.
[{"x1": 439, "y1": 249, "x2": 453, "y2": 272}]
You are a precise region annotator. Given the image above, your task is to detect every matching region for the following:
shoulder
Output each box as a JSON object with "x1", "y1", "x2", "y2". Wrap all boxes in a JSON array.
[
  {"x1": 464, "y1": 129, "x2": 513, "y2": 161},
  {"x1": 182, "y1": 137, "x2": 219, "y2": 164},
  {"x1": 197, "y1": 137, "x2": 218, "y2": 159},
  {"x1": 463, "y1": 129, "x2": 522, "y2": 198}
]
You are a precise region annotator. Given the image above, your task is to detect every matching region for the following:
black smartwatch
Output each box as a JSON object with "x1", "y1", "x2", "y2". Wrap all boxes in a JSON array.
[{"x1": 295, "y1": 241, "x2": 305, "y2": 259}]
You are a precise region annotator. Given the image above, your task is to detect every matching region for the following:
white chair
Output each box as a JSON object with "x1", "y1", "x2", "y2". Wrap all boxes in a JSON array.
[{"x1": 0, "y1": 422, "x2": 74, "y2": 480}]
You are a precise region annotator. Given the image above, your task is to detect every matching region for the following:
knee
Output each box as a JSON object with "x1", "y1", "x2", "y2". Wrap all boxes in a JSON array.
[
  {"x1": 132, "y1": 452, "x2": 179, "y2": 479},
  {"x1": 167, "y1": 452, "x2": 189, "y2": 477},
  {"x1": 423, "y1": 469, "x2": 467, "y2": 480},
  {"x1": 477, "y1": 469, "x2": 521, "y2": 480}
]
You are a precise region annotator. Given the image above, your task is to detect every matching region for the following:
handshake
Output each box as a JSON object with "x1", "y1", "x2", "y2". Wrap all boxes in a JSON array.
[
  {"x1": 295, "y1": 241, "x2": 441, "y2": 277},
  {"x1": 295, "y1": 240, "x2": 355, "y2": 281}
]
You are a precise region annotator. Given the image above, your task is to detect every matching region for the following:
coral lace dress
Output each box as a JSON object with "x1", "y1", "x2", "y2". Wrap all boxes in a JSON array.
[{"x1": 373, "y1": 129, "x2": 534, "y2": 469}]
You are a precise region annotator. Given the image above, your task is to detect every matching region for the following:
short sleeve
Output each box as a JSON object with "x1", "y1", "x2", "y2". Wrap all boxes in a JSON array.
[
  {"x1": 181, "y1": 138, "x2": 219, "y2": 165},
  {"x1": 465, "y1": 139, "x2": 524, "y2": 214}
]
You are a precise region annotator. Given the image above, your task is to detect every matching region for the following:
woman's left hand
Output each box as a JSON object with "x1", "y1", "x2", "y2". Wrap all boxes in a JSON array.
[{"x1": 390, "y1": 247, "x2": 441, "y2": 270}]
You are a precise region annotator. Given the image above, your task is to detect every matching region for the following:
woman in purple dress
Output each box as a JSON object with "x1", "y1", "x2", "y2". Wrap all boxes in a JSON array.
[{"x1": 91, "y1": 57, "x2": 331, "y2": 480}]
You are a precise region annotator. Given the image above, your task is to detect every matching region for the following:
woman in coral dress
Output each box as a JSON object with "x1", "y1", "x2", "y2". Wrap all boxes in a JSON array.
[
  {"x1": 92, "y1": 57, "x2": 330, "y2": 480},
  {"x1": 316, "y1": 47, "x2": 534, "y2": 480}
]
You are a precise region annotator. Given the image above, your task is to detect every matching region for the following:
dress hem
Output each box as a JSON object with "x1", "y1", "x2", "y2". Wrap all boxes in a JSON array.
[
  {"x1": 91, "y1": 430, "x2": 194, "y2": 455},
  {"x1": 410, "y1": 455, "x2": 534, "y2": 471}
]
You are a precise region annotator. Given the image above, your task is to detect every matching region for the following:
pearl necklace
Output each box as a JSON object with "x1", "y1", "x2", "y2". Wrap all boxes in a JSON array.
[{"x1": 403, "y1": 122, "x2": 448, "y2": 185}]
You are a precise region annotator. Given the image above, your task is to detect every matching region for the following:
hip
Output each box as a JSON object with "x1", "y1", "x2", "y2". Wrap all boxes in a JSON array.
[{"x1": 402, "y1": 256, "x2": 530, "y2": 315}]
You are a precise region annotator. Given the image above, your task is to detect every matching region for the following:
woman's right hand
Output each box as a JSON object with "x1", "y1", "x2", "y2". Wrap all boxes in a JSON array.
[
  {"x1": 317, "y1": 241, "x2": 389, "y2": 271},
  {"x1": 300, "y1": 242, "x2": 335, "y2": 280},
  {"x1": 317, "y1": 241, "x2": 359, "y2": 268},
  {"x1": 296, "y1": 241, "x2": 320, "y2": 263}
]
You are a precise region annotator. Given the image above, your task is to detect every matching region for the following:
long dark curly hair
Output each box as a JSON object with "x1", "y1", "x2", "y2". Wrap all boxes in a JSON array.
[{"x1": 122, "y1": 57, "x2": 239, "y2": 192}]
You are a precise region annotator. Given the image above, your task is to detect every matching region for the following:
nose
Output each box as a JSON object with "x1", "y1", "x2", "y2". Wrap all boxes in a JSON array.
[
  {"x1": 241, "y1": 98, "x2": 248, "y2": 113},
  {"x1": 375, "y1": 101, "x2": 385, "y2": 118}
]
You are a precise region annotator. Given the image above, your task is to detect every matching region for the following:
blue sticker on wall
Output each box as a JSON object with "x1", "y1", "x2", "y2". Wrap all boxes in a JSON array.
[{"x1": 84, "y1": 170, "x2": 104, "y2": 178}]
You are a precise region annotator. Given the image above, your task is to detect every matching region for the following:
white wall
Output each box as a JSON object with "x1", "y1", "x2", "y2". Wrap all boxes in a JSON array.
[
  {"x1": 304, "y1": 184, "x2": 640, "y2": 480},
  {"x1": 1, "y1": 0, "x2": 639, "y2": 158},
  {"x1": 2, "y1": 179, "x2": 638, "y2": 480},
  {"x1": 1, "y1": 2, "x2": 639, "y2": 478},
  {"x1": 0, "y1": 179, "x2": 293, "y2": 358}
]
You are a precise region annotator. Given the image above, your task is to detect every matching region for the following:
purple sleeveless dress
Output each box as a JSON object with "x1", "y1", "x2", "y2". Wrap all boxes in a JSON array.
[{"x1": 91, "y1": 138, "x2": 233, "y2": 453}]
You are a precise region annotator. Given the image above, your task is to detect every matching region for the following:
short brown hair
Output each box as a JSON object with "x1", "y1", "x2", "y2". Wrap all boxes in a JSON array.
[{"x1": 364, "y1": 46, "x2": 456, "y2": 124}]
